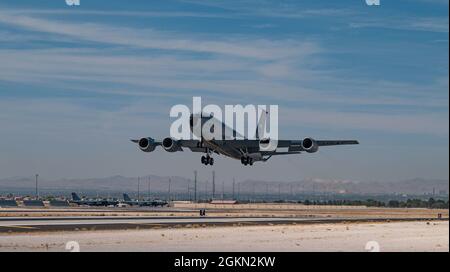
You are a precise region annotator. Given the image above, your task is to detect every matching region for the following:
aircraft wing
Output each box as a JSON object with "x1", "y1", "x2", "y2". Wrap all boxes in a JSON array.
[
  {"x1": 206, "y1": 139, "x2": 359, "y2": 148},
  {"x1": 132, "y1": 138, "x2": 358, "y2": 154},
  {"x1": 179, "y1": 139, "x2": 359, "y2": 149},
  {"x1": 316, "y1": 140, "x2": 359, "y2": 146}
]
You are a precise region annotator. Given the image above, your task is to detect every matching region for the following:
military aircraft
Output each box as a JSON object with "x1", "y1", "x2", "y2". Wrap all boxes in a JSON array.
[
  {"x1": 70, "y1": 193, "x2": 118, "y2": 207},
  {"x1": 122, "y1": 193, "x2": 168, "y2": 207},
  {"x1": 132, "y1": 113, "x2": 358, "y2": 166}
]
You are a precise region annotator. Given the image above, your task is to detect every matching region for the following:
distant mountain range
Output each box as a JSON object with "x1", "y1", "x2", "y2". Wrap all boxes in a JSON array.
[
  {"x1": 238, "y1": 178, "x2": 449, "y2": 195},
  {"x1": 0, "y1": 175, "x2": 448, "y2": 196}
]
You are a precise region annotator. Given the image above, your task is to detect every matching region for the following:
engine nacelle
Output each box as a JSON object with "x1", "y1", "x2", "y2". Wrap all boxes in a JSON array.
[
  {"x1": 302, "y1": 137, "x2": 319, "y2": 153},
  {"x1": 162, "y1": 137, "x2": 182, "y2": 152},
  {"x1": 138, "y1": 137, "x2": 156, "y2": 152}
]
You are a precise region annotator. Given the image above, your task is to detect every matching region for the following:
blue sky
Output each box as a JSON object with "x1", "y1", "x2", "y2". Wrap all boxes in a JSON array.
[{"x1": 0, "y1": 0, "x2": 448, "y2": 182}]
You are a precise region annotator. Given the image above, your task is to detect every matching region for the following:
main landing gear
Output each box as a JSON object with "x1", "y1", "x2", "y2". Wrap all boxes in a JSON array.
[
  {"x1": 201, "y1": 155, "x2": 214, "y2": 166},
  {"x1": 241, "y1": 156, "x2": 253, "y2": 166}
]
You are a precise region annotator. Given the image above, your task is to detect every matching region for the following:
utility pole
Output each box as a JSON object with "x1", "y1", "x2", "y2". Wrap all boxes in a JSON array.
[
  {"x1": 237, "y1": 182, "x2": 240, "y2": 201},
  {"x1": 187, "y1": 182, "x2": 191, "y2": 201},
  {"x1": 212, "y1": 171, "x2": 216, "y2": 199},
  {"x1": 168, "y1": 178, "x2": 171, "y2": 201},
  {"x1": 35, "y1": 174, "x2": 39, "y2": 199},
  {"x1": 194, "y1": 170, "x2": 197, "y2": 202},
  {"x1": 205, "y1": 179, "x2": 208, "y2": 201},
  {"x1": 137, "y1": 177, "x2": 140, "y2": 202},
  {"x1": 232, "y1": 178, "x2": 235, "y2": 200},
  {"x1": 278, "y1": 184, "x2": 281, "y2": 200},
  {"x1": 252, "y1": 184, "x2": 255, "y2": 202},
  {"x1": 147, "y1": 177, "x2": 151, "y2": 200},
  {"x1": 222, "y1": 181, "x2": 225, "y2": 200}
]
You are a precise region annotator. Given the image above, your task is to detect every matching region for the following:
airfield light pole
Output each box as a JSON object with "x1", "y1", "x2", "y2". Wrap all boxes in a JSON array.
[
  {"x1": 148, "y1": 177, "x2": 150, "y2": 200},
  {"x1": 205, "y1": 179, "x2": 208, "y2": 201},
  {"x1": 137, "y1": 177, "x2": 140, "y2": 202},
  {"x1": 187, "y1": 182, "x2": 191, "y2": 201},
  {"x1": 35, "y1": 174, "x2": 39, "y2": 199},
  {"x1": 212, "y1": 171, "x2": 216, "y2": 199},
  {"x1": 168, "y1": 178, "x2": 171, "y2": 201},
  {"x1": 237, "y1": 182, "x2": 240, "y2": 201},
  {"x1": 194, "y1": 170, "x2": 197, "y2": 202},
  {"x1": 232, "y1": 178, "x2": 235, "y2": 200},
  {"x1": 252, "y1": 184, "x2": 255, "y2": 202},
  {"x1": 278, "y1": 184, "x2": 281, "y2": 201},
  {"x1": 290, "y1": 184, "x2": 293, "y2": 200}
]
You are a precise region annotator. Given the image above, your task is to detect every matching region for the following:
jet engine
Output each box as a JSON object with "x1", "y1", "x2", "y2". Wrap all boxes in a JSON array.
[
  {"x1": 302, "y1": 137, "x2": 319, "y2": 153},
  {"x1": 138, "y1": 137, "x2": 157, "y2": 152},
  {"x1": 162, "y1": 137, "x2": 182, "y2": 152}
]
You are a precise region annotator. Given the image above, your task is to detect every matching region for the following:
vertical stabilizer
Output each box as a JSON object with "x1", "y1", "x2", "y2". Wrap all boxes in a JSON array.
[
  {"x1": 71, "y1": 192, "x2": 81, "y2": 201},
  {"x1": 123, "y1": 193, "x2": 132, "y2": 202}
]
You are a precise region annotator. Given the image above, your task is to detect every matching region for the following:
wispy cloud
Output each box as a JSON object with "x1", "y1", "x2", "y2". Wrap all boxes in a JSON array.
[
  {"x1": 350, "y1": 17, "x2": 449, "y2": 33},
  {"x1": 0, "y1": 11, "x2": 318, "y2": 60},
  {"x1": 180, "y1": 0, "x2": 355, "y2": 19},
  {"x1": 0, "y1": 46, "x2": 446, "y2": 111},
  {"x1": 0, "y1": 8, "x2": 447, "y2": 111},
  {"x1": 2, "y1": 8, "x2": 231, "y2": 18},
  {"x1": 281, "y1": 107, "x2": 449, "y2": 136}
]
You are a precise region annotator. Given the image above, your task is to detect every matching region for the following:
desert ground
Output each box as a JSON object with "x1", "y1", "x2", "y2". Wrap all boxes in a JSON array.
[
  {"x1": 0, "y1": 205, "x2": 447, "y2": 252},
  {"x1": 0, "y1": 221, "x2": 447, "y2": 252}
]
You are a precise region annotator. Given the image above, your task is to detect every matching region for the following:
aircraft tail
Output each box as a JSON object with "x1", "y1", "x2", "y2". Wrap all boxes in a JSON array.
[
  {"x1": 71, "y1": 192, "x2": 81, "y2": 201},
  {"x1": 123, "y1": 193, "x2": 132, "y2": 202}
]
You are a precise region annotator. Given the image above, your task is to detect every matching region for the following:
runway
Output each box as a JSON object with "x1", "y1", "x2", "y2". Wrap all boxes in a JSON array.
[
  {"x1": 0, "y1": 216, "x2": 446, "y2": 233},
  {"x1": 0, "y1": 207, "x2": 194, "y2": 213}
]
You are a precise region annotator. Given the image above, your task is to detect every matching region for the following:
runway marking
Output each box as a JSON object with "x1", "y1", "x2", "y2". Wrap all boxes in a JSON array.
[{"x1": 0, "y1": 225, "x2": 37, "y2": 230}]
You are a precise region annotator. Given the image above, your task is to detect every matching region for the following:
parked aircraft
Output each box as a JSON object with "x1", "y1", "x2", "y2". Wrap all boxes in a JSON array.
[
  {"x1": 70, "y1": 193, "x2": 118, "y2": 206},
  {"x1": 122, "y1": 193, "x2": 168, "y2": 207}
]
